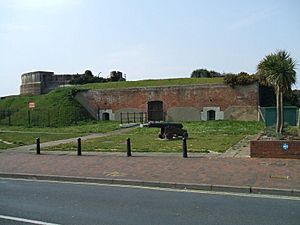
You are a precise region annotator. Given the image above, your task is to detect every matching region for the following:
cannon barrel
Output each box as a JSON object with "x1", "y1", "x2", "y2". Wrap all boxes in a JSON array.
[
  {"x1": 148, "y1": 122, "x2": 187, "y2": 139},
  {"x1": 148, "y1": 122, "x2": 183, "y2": 129}
]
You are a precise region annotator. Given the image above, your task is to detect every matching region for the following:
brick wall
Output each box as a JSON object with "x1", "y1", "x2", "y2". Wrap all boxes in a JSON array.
[
  {"x1": 251, "y1": 140, "x2": 300, "y2": 159},
  {"x1": 76, "y1": 83, "x2": 259, "y2": 121}
]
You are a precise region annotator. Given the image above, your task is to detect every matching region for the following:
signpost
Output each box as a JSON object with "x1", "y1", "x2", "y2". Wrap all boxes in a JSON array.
[
  {"x1": 28, "y1": 101, "x2": 36, "y2": 109},
  {"x1": 28, "y1": 101, "x2": 36, "y2": 126}
]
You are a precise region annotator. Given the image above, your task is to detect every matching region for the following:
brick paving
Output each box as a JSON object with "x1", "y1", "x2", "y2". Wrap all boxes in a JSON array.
[{"x1": 0, "y1": 150, "x2": 299, "y2": 191}]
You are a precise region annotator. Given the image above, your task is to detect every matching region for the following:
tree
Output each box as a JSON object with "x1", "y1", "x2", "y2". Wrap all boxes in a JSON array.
[
  {"x1": 224, "y1": 72, "x2": 257, "y2": 88},
  {"x1": 191, "y1": 69, "x2": 221, "y2": 78},
  {"x1": 70, "y1": 70, "x2": 107, "y2": 84},
  {"x1": 109, "y1": 71, "x2": 125, "y2": 81},
  {"x1": 84, "y1": 70, "x2": 93, "y2": 77},
  {"x1": 257, "y1": 50, "x2": 297, "y2": 134}
]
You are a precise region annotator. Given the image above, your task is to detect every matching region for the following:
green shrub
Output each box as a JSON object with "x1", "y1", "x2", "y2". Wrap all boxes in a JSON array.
[{"x1": 224, "y1": 72, "x2": 258, "y2": 88}]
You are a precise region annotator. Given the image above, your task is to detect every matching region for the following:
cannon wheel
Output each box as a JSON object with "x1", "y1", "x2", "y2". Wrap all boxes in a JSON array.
[
  {"x1": 165, "y1": 133, "x2": 173, "y2": 140},
  {"x1": 158, "y1": 133, "x2": 164, "y2": 139}
]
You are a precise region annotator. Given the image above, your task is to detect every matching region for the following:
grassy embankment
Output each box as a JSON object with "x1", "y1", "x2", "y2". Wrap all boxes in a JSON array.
[
  {"x1": 43, "y1": 121, "x2": 264, "y2": 153},
  {"x1": 0, "y1": 88, "x2": 120, "y2": 149},
  {"x1": 0, "y1": 77, "x2": 225, "y2": 149},
  {"x1": 0, "y1": 88, "x2": 93, "y2": 127},
  {"x1": 81, "y1": 77, "x2": 224, "y2": 90}
]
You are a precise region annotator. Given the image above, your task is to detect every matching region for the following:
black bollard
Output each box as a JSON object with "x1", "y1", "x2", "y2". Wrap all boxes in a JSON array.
[
  {"x1": 127, "y1": 138, "x2": 132, "y2": 157},
  {"x1": 77, "y1": 138, "x2": 82, "y2": 156},
  {"x1": 182, "y1": 137, "x2": 188, "y2": 158},
  {"x1": 36, "y1": 138, "x2": 40, "y2": 155}
]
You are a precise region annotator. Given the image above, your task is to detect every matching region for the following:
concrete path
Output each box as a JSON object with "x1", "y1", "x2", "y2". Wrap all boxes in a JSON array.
[
  {"x1": 3, "y1": 126, "x2": 138, "y2": 152},
  {"x1": 220, "y1": 134, "x2": 258, "y2": 158}
]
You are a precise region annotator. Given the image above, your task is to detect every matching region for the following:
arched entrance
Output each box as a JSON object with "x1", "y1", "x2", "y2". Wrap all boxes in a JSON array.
[
  {"x1": 148, "y1": 101, "x2": 164, "y2": 121},
  {"x1": 207, "y1": 110, "x2": 216, "y2": 121},
  {"x1": 102, "y1": 112, "x2": 110, "y2": 121}
]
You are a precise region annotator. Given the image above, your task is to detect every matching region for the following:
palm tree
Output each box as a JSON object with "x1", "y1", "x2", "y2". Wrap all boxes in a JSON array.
[{"x1": 257, "y1": 50, "x2": 297, "y2": 134}]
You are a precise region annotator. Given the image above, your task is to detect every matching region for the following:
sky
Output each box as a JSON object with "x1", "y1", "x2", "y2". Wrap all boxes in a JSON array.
[{"x1": 0, "y1": 0, "x2": 300, "y2": 97}]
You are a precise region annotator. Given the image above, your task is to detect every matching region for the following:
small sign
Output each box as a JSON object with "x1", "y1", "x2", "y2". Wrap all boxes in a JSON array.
[
  {"x1": 28, "y1": 102, "x2": 36, "y2": 109},
  {"x1": 282, "y1": 143, "x2": 289, "y2": 152}
]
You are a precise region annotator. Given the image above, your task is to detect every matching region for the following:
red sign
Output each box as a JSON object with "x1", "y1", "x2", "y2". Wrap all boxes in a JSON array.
[{"x1": 28, "y1": 102, "x2": 36, "y2": 109}]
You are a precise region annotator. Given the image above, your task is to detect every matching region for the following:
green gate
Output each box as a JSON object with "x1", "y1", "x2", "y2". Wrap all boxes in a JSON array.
[{"x1": 259, "y1": 106, "x2": 298, "y2": 126}]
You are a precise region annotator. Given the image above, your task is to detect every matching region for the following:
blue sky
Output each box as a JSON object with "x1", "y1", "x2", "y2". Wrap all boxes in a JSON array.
[{"x1": 0, "y1": 0, "x2": 299, "y2": 97}]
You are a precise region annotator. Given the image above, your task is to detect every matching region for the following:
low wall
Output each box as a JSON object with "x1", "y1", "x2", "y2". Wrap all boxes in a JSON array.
[{"x1": 250, "y1": 140, "x2": 300, "y2": 159}]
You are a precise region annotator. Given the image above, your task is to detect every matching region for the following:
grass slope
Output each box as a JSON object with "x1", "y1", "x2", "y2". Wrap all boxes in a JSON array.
[
  {"x1": 81, "y1": 77, "x2": 224, "y2": 90},
  {"x1": 0, "y1": 88, "x2": 92, "y2": 127}
]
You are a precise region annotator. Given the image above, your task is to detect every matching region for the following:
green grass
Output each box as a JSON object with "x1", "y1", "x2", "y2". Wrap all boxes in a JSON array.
[
  {"x1": 0, "y1": 88, "x2": 93, "y2": 127},
  {"x1": 81, "y1": 77, "x2": 224, "y2": 90},
  {"x1": 0, "y1": 132, "x2": 77, "y2": 149},
  {"x1": 0, "y1": 121, "x2": 120, "y2": 134},
  {"x1": 0, "y1": 121, "x2": 120, "y2": 149},
  {"x1": 43, "y1": 121, "x2": 264, "y2": 153},
  {"x1": 0, "y1": 141, "x2": 14, "y2": 149}
]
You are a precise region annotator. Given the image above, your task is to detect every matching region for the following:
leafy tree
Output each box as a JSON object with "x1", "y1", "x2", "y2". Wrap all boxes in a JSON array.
[
  {"x1": 70, "y1": 70, "x2": 107, "y2": 85},
  {"x1": 191, "y1": 69, "x2": 221, "y2": 78},
  {"x1": 109, "y1": 71, "x2": 125, "y2": 81},
  {"x1": 84, "y1": 70, "x2": 93, "y2": 77},
  {"x1": 224, "y1": 72, "x2": 257, "y2": 88},
  {"x1": 257, "y1": 50, "x2": 297, "y2": 134},
  {"x1": 284, "y1": 89, "x2": 300, "y2": 107},
  {"x1": 70, "y1": 70, "x2": 126, "y2": 85}
]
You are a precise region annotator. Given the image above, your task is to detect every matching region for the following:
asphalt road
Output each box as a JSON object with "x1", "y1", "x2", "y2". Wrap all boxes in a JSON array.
[{"x1": 0, "y1": 178, "x2": 299, "y2": 225}]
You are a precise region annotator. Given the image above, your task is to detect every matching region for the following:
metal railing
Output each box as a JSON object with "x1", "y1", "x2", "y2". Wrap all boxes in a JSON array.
[
  {"x1": 120, "y1": 112, "x2": 147, "y2": 124},
  {"x1": 0, "y1": 107, "x2": 92, "y2": 127}
]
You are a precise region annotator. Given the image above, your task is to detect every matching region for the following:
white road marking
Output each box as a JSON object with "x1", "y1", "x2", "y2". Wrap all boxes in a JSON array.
[
  {"x1": 1, "y1": 177, "x2": 300, "y2": 201},
  {"x1": 0, "y1": 215, "x2": 61, "y2": 225}
]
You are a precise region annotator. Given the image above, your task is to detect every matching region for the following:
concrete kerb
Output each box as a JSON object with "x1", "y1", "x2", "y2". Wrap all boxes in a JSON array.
[
  {"x1": 251, "y1": 186, "x2": 300, "y2": 197},
  {"x1": 212, "y1": 184, "x2": 250, "y2": 194},
  {"x1": 0, "y1": 172, "x2": 299, "y2": 197}
]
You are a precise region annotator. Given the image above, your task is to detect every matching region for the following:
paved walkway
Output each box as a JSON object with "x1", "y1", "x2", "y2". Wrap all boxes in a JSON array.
[
  {"x1": 0, "y1": 149, "x2": 299, "y2": 195},
  {"x1": 1, "y1": 130, "x2": 299, "y2": 196}
]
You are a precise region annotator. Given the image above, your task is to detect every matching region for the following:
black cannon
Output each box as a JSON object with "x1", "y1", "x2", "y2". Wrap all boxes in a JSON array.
[{"x1": 148, "y1": 122, "x2": 188, "y2": 140}]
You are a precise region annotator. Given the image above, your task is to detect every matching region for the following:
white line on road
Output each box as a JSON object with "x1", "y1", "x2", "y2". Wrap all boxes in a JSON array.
[{"x1": 0, "y1": 215, "x2": 61, "y2": 225}]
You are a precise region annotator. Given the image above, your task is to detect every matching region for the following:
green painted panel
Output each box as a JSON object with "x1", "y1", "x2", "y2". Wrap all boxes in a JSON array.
[{"x1": 261, "y1": 106, "x2": 298, "y2": 126}]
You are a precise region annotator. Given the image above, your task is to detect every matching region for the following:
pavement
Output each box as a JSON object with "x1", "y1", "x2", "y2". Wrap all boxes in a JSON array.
[{"x1": 0, "y1": 131, "x2": 300, "y2": 197}]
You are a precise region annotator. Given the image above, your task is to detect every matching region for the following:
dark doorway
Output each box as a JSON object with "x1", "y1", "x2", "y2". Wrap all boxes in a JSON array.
[
  {"x1": 207, "y1": 110, "x2": 216, "y2": 120},
  {"x1": 148, "y1": 101, "x2": 164, "y2": 121},
  {"x1": 102, "y1": 112, "x2": 110, "y2": 121}
]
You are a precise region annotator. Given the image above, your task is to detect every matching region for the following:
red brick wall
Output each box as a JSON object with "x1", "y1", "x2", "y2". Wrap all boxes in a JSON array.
[
  {"x1": 79, "y1": 83, "x2": 258, "y2": 113},
  {"x1": 251, "y1": 140, "x2": 300, "y2": 159}
]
